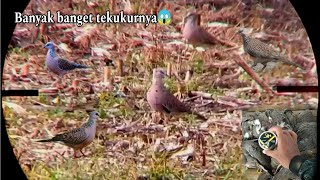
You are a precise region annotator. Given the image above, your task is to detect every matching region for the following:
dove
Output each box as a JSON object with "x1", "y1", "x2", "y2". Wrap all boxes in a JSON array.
[
  {"x1": 182, "y1": 12, "x2": 233, "y2": 48},
  {"x1": 147, "y1": 68, "x2": 206, "y2": 121},
  {"x1": 37, "y1": 111, "x2": 99, "y2": 158},
  {"x1": 44, "y1": 42, "x2": 89, "y2": 79},
  {"x1": 237, "y1": 29, "x2": 304, "y2": 69}
]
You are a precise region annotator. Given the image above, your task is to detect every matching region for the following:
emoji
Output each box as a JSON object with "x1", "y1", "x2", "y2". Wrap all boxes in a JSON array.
[{"x1": 158, "y1": 9, "x2": 171, "y2": 26}]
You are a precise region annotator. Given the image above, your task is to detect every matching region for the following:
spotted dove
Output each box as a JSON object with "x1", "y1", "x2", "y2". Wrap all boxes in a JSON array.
[
  {"x1": 44, "y1": 42, "x2": 89, "y2": 77},
  {"x1": 37, "y1": 111, "x2": 99, "y2": 158},
  {"x1": 237, "y1": 29, "x2": 303, "y2": 69}
]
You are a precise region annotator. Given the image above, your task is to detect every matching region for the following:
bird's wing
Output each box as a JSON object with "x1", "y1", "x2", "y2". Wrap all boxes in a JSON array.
[
  {"x1": 198, "y1": 27, "x2": 218, "y2": 45},
  {"x1": 250, "y1": 39, "x2": 280, "y2": 59},
  {"x1": 52, "y1": 127, "x2": 89, "y2": 145},
  {"x1": 199, "y1": 27, "x2": 235, "y2": 47},
  {"x1": 57, "y1": 58, "x2": 79, "y2": 71},
  {"x1": 242, "y1": 140, "x2": 273, "y2": 175},
  {"x1": 161, "y1": 90, "x2": 190, "y2": 113},
  {"x1": 161, "y1": 104, "x2": 171, "y2": 114}
]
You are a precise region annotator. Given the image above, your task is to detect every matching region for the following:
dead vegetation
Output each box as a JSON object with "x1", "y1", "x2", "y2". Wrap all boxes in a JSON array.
[{"x1": 2, "y1": 0, "x2": 318, "y2": 179}]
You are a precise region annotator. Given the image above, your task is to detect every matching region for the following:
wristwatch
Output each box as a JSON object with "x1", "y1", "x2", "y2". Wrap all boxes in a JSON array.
[
  {"x1": 289, "y1": 155, "x2": 306, "y2": 175},
  {"x1": 258, "y1": 131, "x2": 278, "y2": 150}
]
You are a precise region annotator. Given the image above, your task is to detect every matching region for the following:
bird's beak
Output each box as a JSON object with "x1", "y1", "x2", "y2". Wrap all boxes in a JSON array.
[{"x1": 237, "y1": 29, "x2": 244, "y2": 34}]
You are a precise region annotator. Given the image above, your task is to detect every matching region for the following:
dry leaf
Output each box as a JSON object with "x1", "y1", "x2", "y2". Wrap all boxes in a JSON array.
[{"x1": 3, "y1": 101, "x2": 27, "y2": 115}]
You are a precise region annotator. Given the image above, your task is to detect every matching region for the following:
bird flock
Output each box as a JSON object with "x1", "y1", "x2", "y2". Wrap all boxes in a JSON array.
[{"x1": 37, "y1": 12, "x2": 306, "y2": 159}]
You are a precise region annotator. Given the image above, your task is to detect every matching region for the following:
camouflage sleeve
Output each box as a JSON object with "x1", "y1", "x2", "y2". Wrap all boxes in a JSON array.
[
  {"x1": 298, "y1": 158, "x2": 317, "y2": 180},
  {"x1": 289, "y1": 155, "x2": 317, "y2": 180}
]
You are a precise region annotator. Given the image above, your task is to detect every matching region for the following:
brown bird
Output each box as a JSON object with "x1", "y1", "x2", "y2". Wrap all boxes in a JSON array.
[
  {"x1": 37, "y1": 111, "x2": 99, "y2": 158},
  {"x1": 182, "y1": 12, "x2": 234, "y2": 48},
  {"x1": 237, "y1": 29, "x2": 304, "y2": 69},
  {"x1": 147, "y1": 68, "x2": 206, "y2": 121}
]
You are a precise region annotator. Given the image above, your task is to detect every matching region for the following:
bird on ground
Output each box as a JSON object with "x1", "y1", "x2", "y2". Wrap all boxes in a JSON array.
[
  {"x1": 147, "y1": 68, "x2": 207, "y2": 121},
  {"x1": 37, "y1": 111, "x2": 100, "y2": 158},
  {"x1": 44, "y1": 42, "x2": 89, "y2": 87},
  {"x1": 182, "y1": 12, "x2": 234, "y2": 48},
  {"x1": 237, "y1": 29, "x2": 304, "y2": 69}
]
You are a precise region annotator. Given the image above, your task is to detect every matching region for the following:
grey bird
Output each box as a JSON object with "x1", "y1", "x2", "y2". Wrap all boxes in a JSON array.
[
  {"x1": 242, "y1": 139, "x2": 274, "y2": 176},
  {"x1": 237, "y1": 29, "x2": 304, "y2": 69},
  {"x1": 147, "y1": 68, "x2": 206, "y2": 121},
  {"x1": 37, "y1": 111, "x2": 99, "y2": 158},
  {"x1": 44, "y1": 42, "x2": 89, "y2": 78}
]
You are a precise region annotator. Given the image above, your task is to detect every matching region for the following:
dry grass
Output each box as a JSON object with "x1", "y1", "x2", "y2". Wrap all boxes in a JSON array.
[{"x1": 2, "y1": 0, "x2": 318, "y2": 179}]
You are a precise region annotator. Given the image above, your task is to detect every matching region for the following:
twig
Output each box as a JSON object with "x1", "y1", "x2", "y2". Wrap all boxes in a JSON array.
[
  {"x1": 216, "y1": 99, "x2": 238, "y2": 107},
  {"x1": 221, "y1": 45, "x2": 241, "y2": 52},
  {"x1": 116, "y1": 59, "x2": 124, "y2": 77},
  {"x1": 221, "y1": 68, "x2": 241, "y2": 81},
  {"x1": 184, "y1": 95, "x2": 201, "y2": 102},
  {"x1": 167, "y1": 62, "x2": 172, "y2": 77},
  {"x1": 233, "y1": 55, "x2": 274, "y2": 95},
  {"x1": 216, "y1": 104, "x2": 257, "y2": 112},
  {"x1": 30, "y1": 100, "x2": 54, "y2": 108},
  {"x1": 196, "y1": 100, "x2": 214, "y2": 108},
  {"x1": 189, "y1": 91, "x2": 215, "y2": 99},
  {"x1": 173, "y1": 71, "x2": 184, "y2": 82}
]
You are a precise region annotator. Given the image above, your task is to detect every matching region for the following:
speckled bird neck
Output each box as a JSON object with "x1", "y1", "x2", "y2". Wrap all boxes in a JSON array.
[
  {"x1": 240, "y1": 33, "x2": 250, "y2": 44},
  {"x1": 47, "y1": 48, "x2": 56, "y2": 58},
  {"x1": 82, "y1": 118, "x2": 96, "y2": 128}
]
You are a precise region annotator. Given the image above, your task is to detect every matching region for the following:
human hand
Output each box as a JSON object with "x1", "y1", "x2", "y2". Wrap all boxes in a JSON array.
[{"x1": 262, "y1": 126, "x2": 300, "y2": 168}]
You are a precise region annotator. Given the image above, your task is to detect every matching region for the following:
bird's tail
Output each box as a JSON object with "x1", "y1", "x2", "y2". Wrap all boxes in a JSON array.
[
  {"x1": 76, "y1": 64, "x2": 89, "y2": 69},
  {"x1": 37, "y1": 138, "x2": 55, "y2": 142},
  {"x1": 37, "y1": 135, "x2": 62, "y2": 142},
  {"x1": 191, "y1": 111, "x2": 207, "y2": 121},
  {"x1": 279, "y1": 57, "x2": 304, "y2": 69}
]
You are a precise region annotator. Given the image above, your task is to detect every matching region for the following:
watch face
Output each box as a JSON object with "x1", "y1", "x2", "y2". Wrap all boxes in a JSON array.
[{"x1": 258, "y1": 131, "x2": 278, "y2": 150}]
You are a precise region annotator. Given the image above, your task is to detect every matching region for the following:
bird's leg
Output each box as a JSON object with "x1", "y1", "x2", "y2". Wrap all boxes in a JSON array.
[
  {"x1": 54, "y1": 150, "x2": 66, "y2": 158},
  {"x1": 151, "y1": 112, "x2": 155, "y2": 122},
  {"x1": 252, "y1": 58, "x2": 258, "y2": 67},
  {"x1": 163, "y1": 114, "x2": 170, "y2": 125},
  {"x1": 158, "y1": 112, "x2": 165, "y2": 124},
  {"x1": 48, "y1": 71, "x2": 56, "y2": 81},
  {"x1": 73, "y1": 150, "x2": 80, "y2": 159},
  {"x1": 262, "y1": 73, "x2": 270, "y2": 84},
  {"x1": 58, "y1": 78, "x2": 64, "y2": 90},
  {"x1": 188, "y1": 49, "x2": 197, "y2": 61},
  {"x1": 251, "y1": 60, "x2": 265, "y2": 73},
  {"x1": 80, "y1": 149, "x2": 87, "y2": 157},
  {"x1": 151, "y1": 111, "x2": 157, "y2": 122},
  {"x1": 183, "y1": 43, "x2": 190, "y2": 57},
  {"x1": 52, "y1": 76, "x2": 64, "y2": 90},
  {"x1": 52, "y1": 78, "x2": 59, "y2": 87},
  {"x1": 156, "y1": 112, "x2": 166, "y2": 125}
]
